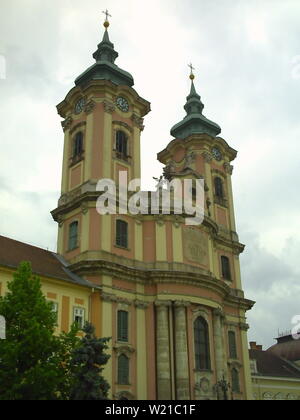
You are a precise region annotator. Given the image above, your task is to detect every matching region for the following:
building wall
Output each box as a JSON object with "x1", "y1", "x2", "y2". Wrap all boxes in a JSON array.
[
  {"x1": 0, "y1": 265, "x2": 100, "y2": 336},
  {"x1": 51, "y1": 79, "x2": 254, "y2": 400},
  {"x1": 252, "y1": 376, "x2": 300, "y2": 400}
]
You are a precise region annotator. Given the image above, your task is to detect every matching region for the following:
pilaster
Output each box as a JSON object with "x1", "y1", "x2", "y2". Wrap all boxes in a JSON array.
[
  {"x1": 155, "y1": 300, "x2": 172, "y2": 400},
  {"x1": 174, "y1": 301, "x2": 190, "y2": 400}
]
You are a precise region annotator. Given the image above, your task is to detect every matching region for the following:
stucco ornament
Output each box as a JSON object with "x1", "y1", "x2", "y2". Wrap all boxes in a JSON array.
[{"x1": 200, "y1": 377, "x2": 210, "y2": 393}]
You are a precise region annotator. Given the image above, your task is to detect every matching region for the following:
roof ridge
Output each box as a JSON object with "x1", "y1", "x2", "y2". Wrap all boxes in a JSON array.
[{"x1": 0, "y1": 234, "x2": 54, "y2": 254}]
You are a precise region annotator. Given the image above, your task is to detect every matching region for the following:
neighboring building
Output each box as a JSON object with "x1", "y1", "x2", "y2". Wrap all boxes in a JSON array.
[
  {"x1": 0, "y1": 235, "x2": 101, "y2": 335},
  {"x1": 268, "y1": 333, "x2": 300, "y2": 367},
  {"x1": 0, "y1": 17, "x2": 255, "y2": 400},
  {"x1": 249, "y1": 342, "x2": 300, "y2": 400}
]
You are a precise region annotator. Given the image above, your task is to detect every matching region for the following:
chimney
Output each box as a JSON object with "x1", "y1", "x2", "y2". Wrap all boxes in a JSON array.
[{"x1": 249, "y1": 342, "x2": 263, "y2": 351}]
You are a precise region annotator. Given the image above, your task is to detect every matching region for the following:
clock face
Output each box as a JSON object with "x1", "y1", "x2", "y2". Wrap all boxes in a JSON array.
[
  {"x1": 116, "y1": 96, "x2": 129, "y2": 113},
  {"x1": 75, "y1": 98, "x2": 85, "y2": 115},
  {"x1": 212, "y1": 147, "x2": 222, "y2": 161}
]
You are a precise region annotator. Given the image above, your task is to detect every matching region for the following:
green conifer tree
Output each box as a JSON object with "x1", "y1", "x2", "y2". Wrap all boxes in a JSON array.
[{"x1": 70, "y1": 322, "x2": 111, "y2": 400}]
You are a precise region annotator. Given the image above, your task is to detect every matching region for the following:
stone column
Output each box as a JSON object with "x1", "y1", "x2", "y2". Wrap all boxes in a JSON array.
[
  {"x1": 213, "y1": 308, "x2": 224, "y2": 382},
  {"x1": 174, "y1": 301, "x2": 190, "y2": 400},
  {"x1": 155, "y1": 301, "x2": 172, "y2": 400}
]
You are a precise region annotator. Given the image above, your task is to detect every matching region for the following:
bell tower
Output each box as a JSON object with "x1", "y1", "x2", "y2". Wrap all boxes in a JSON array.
[{"x1": 52, "y1": 16, "x2": 150, "y2": 259}]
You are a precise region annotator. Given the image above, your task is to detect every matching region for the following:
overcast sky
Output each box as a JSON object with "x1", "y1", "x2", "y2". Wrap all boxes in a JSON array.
[{"x1": 0, "y1": 0, "x2": 300, "y2": 349}]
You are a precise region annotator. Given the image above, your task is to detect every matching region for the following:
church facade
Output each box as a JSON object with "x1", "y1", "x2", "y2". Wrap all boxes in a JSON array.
[{"x1": 0, "y1": 18, "x2": 254, "y2": 400}]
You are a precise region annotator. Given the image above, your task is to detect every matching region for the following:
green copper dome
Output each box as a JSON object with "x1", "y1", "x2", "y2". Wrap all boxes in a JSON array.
[
  {"x1": 171, "y1": 81, "x2": 221, "y2": 139},
  {"x1": 75, "y1": 27, "x2": 134, "y2": 87}
]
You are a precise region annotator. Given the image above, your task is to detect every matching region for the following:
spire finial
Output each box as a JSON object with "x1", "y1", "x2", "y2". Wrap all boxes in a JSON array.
[
  {"x1": 102, "y1": 9, "x2": 112, "y2": 28},
  {"x1": 188, "y1": 63, "x2": 195, "y2": 81}
]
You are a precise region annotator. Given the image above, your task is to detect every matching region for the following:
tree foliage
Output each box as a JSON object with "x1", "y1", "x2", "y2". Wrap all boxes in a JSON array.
[
  {"x1": 0, "y1": 262, "x2": 111, "y2": 400},
  {"x1": 70, "y1": 322, "x2": 111, "y2": 400}
]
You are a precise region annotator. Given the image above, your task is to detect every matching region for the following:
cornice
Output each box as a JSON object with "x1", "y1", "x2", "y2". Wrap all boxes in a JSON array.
[
  {"x1": 56, "y1": 80, "x2": 151, "y2": 119},
  {"x1": 157, "y1": 134, "x2": 237, "y2": 164},
  {"x1": 155, "y1": 300, "x2": 173, "y2": 308},
  {"x1": 68, "y1": 257, "x2": 235, "y2": 302},
  {"x1": 101, "y1": 292, "x2": 132, "y2": 306},
  {"x1": 134, "y1": 300, "x2": 149, "y2": 309},
  {"x1": 174, "y1": 300, "x2": 191, "y2": 309}
]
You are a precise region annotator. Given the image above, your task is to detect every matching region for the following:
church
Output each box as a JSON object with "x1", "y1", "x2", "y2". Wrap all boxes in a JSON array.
[{"x1": 0, "y1": 16, "x2": 255, "y2": 400}]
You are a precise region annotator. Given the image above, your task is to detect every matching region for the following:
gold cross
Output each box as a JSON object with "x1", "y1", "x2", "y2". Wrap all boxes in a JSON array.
[{"x1": 102, "y1": 9, "x2": 112, "y2": 22}]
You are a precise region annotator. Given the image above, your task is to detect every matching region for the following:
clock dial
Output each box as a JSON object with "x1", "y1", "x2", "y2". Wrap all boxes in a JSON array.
[
  {"x1": 116, "y1": 96, "x2": 129, "y2": 113},
  {"x1": 75, "y1": 98, "x2": 85, "y2": 115},
  {"x1": 211, "y1": 147, "x2": 222, "y2": 161}
]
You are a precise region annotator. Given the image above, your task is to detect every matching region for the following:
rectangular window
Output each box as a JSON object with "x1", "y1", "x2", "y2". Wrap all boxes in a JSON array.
[
  {"x1": 116, "y1": 220, "x2": 128, "y2": 249},
  {"x1": 49, "y1": 301, "x2": 58, "y2": 323},
  {"x1": 118, "y1": 355, "x2": 130, "y2": 385},
  {"x1": 116, "y1": 131, "x2": 128, "y2": 158},
  {"x1": 228, "y1": 331, "x2": 238, "y2": 359},
  {"x1": 194, "y1": 317, "x2": 211, "y2": 370},
  {"x1": 69, "y1": 222, "x2": 79, "y2": 251},
  {"x1": 73, "y1": 132, "x2": 84, "y2": 158},
  {"x1": 232, "y1": 369, "x2": 240, "y2": 393},
  {"x1": 117, "y1": 311, "x2": 129, "y2": 342},
  {"x1": 221, "y1": 256, "x2": 231, "y2": 281},
  {"x1": 73, "y1": 307, "x2": 85, "y2": 329}
]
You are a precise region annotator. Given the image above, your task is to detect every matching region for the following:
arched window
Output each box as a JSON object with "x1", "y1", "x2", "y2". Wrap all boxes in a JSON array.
[
  {"x1": 73, "y1": 132, "x2": 83, "y2": 157},
  {"x1": 117, "y1": 310, "x2": 129, "y2": 342},
  {"x1": 214, "y1": 177, "x2": 224, "y2": 199},
  {"x1": 231, "y1": 368, "x2": 240, "y2": 393},
  {"x1": 228, "y1": 331, "x2": 237, "y2": 359},
  {"x1": 116, "y1": 131, "x2": 128, "y2": 159},
  {"x1": 68, "y1": 221, "x2": 79, "y2": 251},
  {"x1": 194, "y1": 317, "x2": 211, "y2": 370},
  {"x1": 116, "y1": 220, "x2": 128, "y2": 249},
  {"x1": 118, "y1": 354, "x2": 129, "y2": 385},
  {"x1": 221, "y1": 256, "x2": 231, "y2": 281}
]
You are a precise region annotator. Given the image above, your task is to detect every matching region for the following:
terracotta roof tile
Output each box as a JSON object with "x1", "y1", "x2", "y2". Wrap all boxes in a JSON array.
[
  {"x1": 249, "y1": 349, "x2": 300, "y2": 379},
  {"x1": 0, "y1": 235, "x2": 94, "y2": 289}
]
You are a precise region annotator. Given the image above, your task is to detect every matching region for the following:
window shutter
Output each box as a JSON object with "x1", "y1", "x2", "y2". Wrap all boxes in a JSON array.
[
  {"x1": 73, "y1": 307, "x2": 85, "y2": 329},
  {"x1": 74, "y1": 132, "x2": 83, "y2": 157},
  {"x1": 69, "y1": 222, "x2": 78, "y2": 251},
  {"x1": 118, "y1": 354, "x2": 129, "y2": 385},
  {"x1": 116, "y1": 220, "x2": 128, "y2": 248},
  {"x1": 214, "y1": 177, "x2": 224, "y2": 198},
  {"x1": 221, "y1": 256, "x2": 231, "y2": 280},
  {"x1": 228, "y1": 331, "x2": 237, "y2": 359},
  {"x1": 194, "y1": 317, "x2": 211, "y2": 370},
  {"x1": 118, "y1": 311, "x2": 129, "y2": 342},
  {"x1": 232, "y1": 368, "x2": 240, "y2": 393},
  {"x1": 116, "y1": 131, "x2": 128, "y2": 157}
]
